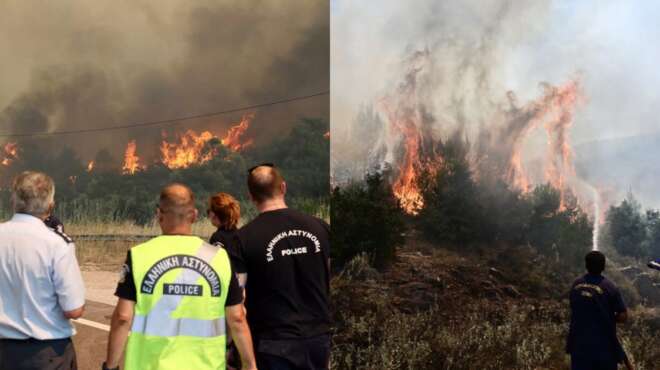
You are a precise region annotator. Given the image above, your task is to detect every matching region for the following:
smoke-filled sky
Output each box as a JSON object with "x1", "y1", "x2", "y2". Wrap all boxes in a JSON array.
[
  {"x1": 0, "y1": 0, "x2": 328, "y2": 160},
  {"x1": 331, "y1": 0, "x2": 660, "y2": 206},
  {"x1": 332, "y1": 0, "x2": 660, "y2": 141}
]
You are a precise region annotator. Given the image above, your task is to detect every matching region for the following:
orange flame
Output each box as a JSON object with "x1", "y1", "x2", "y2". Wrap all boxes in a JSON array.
[
  {"x1": 540, "y1": 80, "x2": 581, "y2": 208},
  {"x1": 1, "y1": 142, "x2": 19, "y2": 166},
  {"x1": 160, "y1": 114, "x2": 254, "y2": 170},
  {"x1": 221, "y1": 114, "x2": 254, "y2": 151},
  {"x1": 160, "y1": 130, "x2": 216, "y2": 169},
  {"x1": 87, "y1": 160, "x2": 95, "y2": 172},
  {"x1": 122, "y1": 140, "x2": 143, "y2": 174},
  {"x1": 378, "y1": 51, "x2": 435, "y2": 215},
  {"x1": 504, "y1": 79, "x2": 583, "y2": 207}
]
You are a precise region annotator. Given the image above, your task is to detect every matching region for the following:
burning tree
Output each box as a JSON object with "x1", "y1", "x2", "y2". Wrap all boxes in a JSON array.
[{"x1": 365, "y1": 49, "x2": 588, "y2": 219}]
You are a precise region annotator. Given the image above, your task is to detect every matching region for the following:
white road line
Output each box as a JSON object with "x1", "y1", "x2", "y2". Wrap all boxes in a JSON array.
[{"x1": 74, "y1": 318, "x2": 110, "y2": 332}]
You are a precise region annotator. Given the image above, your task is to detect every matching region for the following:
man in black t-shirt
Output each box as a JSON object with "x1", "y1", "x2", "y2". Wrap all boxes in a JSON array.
[
  {"x1": 567, "y1": 251, "x2": 629, "y2": 370},
  {"x1": 227, "y1": 164, "x2": 331, "y2": 370}
]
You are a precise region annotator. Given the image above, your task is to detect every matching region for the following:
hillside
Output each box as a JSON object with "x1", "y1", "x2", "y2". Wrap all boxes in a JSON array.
[{"x1": 331, "y1": 232, "x2": 660, "y2": 370}]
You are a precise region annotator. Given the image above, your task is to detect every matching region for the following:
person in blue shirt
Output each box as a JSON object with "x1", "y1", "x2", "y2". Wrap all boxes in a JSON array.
[
  {"x1": 0, "y1": 171, "x2": 85, "y2": 370},
  {"x1": 566, "y1": 251, "x2": 628, "y2": 370}
]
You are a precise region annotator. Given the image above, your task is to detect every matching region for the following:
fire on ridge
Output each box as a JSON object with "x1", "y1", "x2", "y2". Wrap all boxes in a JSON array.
[
  {"x1": 377, "y1": 58, "x2": 585, "y2": 216},
  {"x1": 121, "y1": 113, "x2": 254, "y2": 174}
]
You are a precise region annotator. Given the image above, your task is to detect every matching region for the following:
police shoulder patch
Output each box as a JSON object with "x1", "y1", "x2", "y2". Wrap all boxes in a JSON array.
[{"x1": 51, "y1": 228, "x2": 74, "y2": 244}]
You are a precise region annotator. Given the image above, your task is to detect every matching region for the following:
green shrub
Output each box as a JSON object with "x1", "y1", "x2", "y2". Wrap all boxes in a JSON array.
[{"x1": 331, "y1": 171, "x2": 405, "y2": 268}]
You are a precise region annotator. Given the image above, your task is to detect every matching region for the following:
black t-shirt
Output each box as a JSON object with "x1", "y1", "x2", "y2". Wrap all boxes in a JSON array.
[
  {"x1": 566, "y1": 274, "x2": 627, "y2": 361},
  {"x1": 226, "y1": 208, "x2": 331, "y2": 340},
  {"x1": 210, "y1": 228, "x2": 237, "y2": 249},
  {"x1": 115, "y1": 248, "x2": 243, "y2": 306}
]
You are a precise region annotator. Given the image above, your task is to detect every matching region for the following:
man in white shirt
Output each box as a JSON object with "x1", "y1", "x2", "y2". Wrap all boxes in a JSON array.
[{"x1": 0, "y1": 171, "x2": 85, "y2": 370}]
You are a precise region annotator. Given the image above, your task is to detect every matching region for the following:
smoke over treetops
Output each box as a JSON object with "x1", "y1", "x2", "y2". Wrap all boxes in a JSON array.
[
  {"x1": 332, "y1": 0, "x2": 660, "y2": 209},
  {"x1": 0, "y1": 0, "x2": 328, "y2": 163}
]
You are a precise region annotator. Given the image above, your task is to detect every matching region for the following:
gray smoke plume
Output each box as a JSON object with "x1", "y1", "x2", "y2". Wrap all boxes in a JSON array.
[
  {"x1": 0, "y1": 0, "x2": 328, "y2": 161},
  {"x1": 332, "y1": 0, "x2": 660, "y2": 207}
]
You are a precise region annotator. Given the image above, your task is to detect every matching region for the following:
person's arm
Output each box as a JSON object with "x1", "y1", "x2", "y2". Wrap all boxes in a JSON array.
[
  {"x1": 52, "y1": 242, "x2": 86, "y2": 319},
  {"x1": 226, "y1": 304, "x2": 257, "y2": 370},
  {"x1": 103, "y1": 250, "x2": 138, "y2": 369},
  {"x1": 64, "y1": 306, "x2": 85, "y2": 319},
  {"x1": 105, "y1": 298, "x2": 135, "y2": 369},
  {"x1": 226, "y1": 234, "x2": 248, "y2": 291},
  {"x1": 611, "y1": 284, "x2": 628, "y2": 324}
]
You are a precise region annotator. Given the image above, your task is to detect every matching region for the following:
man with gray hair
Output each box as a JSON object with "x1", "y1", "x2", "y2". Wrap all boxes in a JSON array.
[{"x1": 0, "y1": 171, "x2": 85, "y2": 370}]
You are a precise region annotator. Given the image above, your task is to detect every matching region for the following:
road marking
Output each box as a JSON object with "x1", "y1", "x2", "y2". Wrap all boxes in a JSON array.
[{"x1": 74, "y1": 318, "x2": 110, "y2": 332}]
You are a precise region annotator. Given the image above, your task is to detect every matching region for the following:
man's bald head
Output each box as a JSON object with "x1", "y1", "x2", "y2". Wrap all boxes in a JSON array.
[
  {"x1": 159, "y1": 183, "x2": 196, "y2": 223},
  {"x1": 247, "y1": 165, "x2": 285, "y2": 203}
]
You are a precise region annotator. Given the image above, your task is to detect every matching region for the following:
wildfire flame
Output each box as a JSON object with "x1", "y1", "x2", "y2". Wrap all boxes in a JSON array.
[
  {"x1": 1, "y1": 142, "x2": 19, "y2": 166},
  {"x1": 386, "y1": 108, "x2": 425, "y2": 215},
  {"x1": 504, "y1": 79, "x2": 583, "y2": 208},
  {"x1": 378, "y1": 50, "x2": 439, "y2": 215},
  {"x1": 379, "y1": 54, "x2": 583, "y2": 216},
  {"x1": 221, "y1": 114, "x2": 254, "y2": 151},
  {"x1": 87, "y1": 160, "x2": 95, "y2": 172},
  {"x1": 122, "y1": 114, "x2": 254, "y2": 173},
  {"x1": 122, "y1": 140, "x2": 143, "y2": 174},
  {"x1": 160, "y1": 114, "x2": 254, "y2": 170},
  {"x1": 160, "y1": 130, "x2": 216, "y2": 169}
]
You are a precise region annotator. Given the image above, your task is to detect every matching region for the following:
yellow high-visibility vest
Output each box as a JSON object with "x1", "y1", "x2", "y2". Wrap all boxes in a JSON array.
[{"x1": 124, "y1": 235, "x2": 232, "y2": 370}]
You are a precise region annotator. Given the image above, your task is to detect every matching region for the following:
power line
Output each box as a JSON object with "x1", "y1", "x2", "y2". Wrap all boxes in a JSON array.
[{"x1": 0, "y1": 90, "x2": 329, "y2": 138}]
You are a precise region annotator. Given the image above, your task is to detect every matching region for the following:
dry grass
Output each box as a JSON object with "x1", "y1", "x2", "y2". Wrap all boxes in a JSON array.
[
  {"x1": 65, "y1": 219, "x2": 217, "y2": 238},
  {"x1": 331, "y1": 251, "x2": 660, "y2": 370}
]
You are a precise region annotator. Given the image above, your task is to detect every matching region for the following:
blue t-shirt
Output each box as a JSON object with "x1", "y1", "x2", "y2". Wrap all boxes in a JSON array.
[{"x1": 566, "y1": 274, "x2": 626, "y2": 362}]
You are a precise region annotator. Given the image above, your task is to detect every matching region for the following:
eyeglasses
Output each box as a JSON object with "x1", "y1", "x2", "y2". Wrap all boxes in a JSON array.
[{"x1": 247, "y1": 162, "x2": 275, "y2": 174}]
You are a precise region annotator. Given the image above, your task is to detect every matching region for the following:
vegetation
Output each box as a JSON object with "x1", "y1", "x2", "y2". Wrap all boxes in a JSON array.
[
  {"x1": 331, "y1": 246, "x2": 660, "y2": 370},
  {"x1": 0, "y1": 118, "x2": 329, "y2": 225},
  {"x1": 331, "y1": 171, "x2": 405, "y2": 268},
  {"x1": 330, "y1": 137, "x2": 660, "y2": 370},
  {"x1": 605, "y1": 193, "x2": 660, "y2": 259}
]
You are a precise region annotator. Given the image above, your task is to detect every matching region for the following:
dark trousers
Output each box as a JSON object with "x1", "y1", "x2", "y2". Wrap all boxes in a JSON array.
[
  {"x1": 571, "y1": 354, "x2": 618, "y2": 370},
  {"x1": 255, "y1": 334, "x2": 331, "y2": 370},
  {"x1": 0, "y1": 338, "x2": 77, "y2": 370}
]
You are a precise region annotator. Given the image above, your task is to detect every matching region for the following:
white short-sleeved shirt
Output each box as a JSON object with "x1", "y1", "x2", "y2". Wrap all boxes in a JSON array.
[{"x1": 0, "y1": 213, "x2": 85, "y2": 339}]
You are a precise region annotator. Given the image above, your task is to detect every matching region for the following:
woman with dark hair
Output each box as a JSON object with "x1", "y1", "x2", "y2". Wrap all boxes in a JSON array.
[{"x1": 208, "y1": 192, "x2": 241, "y2": 248}]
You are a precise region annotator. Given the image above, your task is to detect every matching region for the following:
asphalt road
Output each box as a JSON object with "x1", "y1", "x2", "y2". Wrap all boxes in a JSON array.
[
  {"x1": 72, "y1": 269, "x2": 121, "y2": 370},
  {"x1": 72, "y1": 300, "x2": 116, "y2": 370}
]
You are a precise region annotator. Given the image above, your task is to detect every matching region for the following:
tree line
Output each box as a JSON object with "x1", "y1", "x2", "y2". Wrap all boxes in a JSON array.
[
  {"x1": 332, "y1": 137, "x2": 593, "y2": 270},
  {"x1": 0, "y1": 118, "x2": 329, "y2": 225}
]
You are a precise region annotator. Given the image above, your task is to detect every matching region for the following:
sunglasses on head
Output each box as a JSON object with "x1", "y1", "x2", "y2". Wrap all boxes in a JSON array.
[{"x1": 247, "y1": 162, "x2": 275, "y2": 174}]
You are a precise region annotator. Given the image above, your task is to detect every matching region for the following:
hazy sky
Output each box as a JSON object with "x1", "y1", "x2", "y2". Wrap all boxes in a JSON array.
[
  {"x1": 332, "y1": 0, "x2": 660, "y2": 144},
  {"x1": 0, "y1": 0, "x2": 328, "y2": 158}
]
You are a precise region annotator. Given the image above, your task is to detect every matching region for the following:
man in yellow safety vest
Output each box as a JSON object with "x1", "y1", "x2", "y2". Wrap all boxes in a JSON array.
[{"x1": 103, "y1": 183, "x2": 257, "y2": 370}]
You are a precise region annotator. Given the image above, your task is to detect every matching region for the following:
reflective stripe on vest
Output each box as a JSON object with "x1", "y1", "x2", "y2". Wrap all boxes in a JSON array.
[{"x1": 131, "y1": 314, "x2": 225, "y2": 337}]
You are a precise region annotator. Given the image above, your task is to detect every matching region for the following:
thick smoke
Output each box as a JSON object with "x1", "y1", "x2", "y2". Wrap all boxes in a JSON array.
[
  {"x1": 0, "y1": 0, "x2": 328, "y2": 161},
  {"x1": 332, "y1": 0, "x2": 660, "y2": 207}
]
